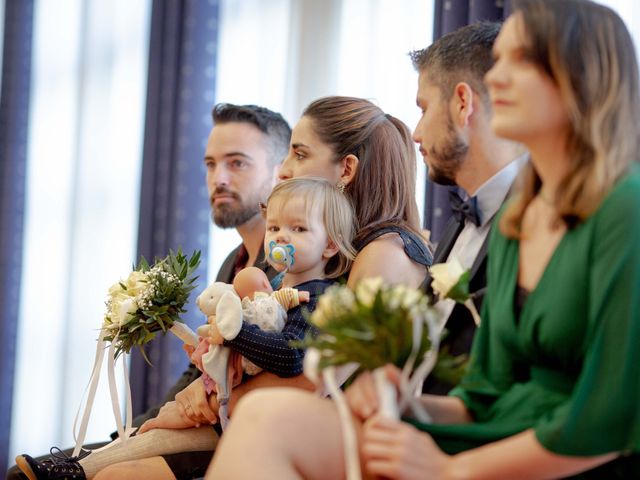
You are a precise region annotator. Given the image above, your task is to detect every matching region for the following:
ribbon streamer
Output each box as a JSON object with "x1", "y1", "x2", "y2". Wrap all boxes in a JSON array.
[
  {"x1": 72, "y1": 329, "x2": 135, "y2": 457},
  {"x1": 323, "y1": 367, "x2": 362, "y2": 480}
]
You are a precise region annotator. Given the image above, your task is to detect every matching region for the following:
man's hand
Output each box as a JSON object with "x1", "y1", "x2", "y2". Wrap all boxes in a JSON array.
[
  {"x1": 175, "y1": 378, "x2": 219, "y2": 426},
  {"x1": 137, "y1": 401, "x2": 199, "y2": 434}
]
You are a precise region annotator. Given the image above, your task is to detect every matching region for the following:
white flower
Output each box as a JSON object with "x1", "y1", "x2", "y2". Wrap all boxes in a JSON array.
[
  {"x1": 108, "y1": 281, "x2": 125, "y2": 297},
  {"x1": 312, "y1": 286, "x2": 355, "y2": 328},
  {"x1": 124, "y1": 270, "x2": 149, "y2": 296},
  {"x1": 112, "y1": 297, "x2": 138, "y2": 326},
  {"x1": 355, "y1": 277, "x2": 384, "y2": 307},
  {"x1": 108, "y1": 270, "x2": 148, "y2": 297},
  {"x1": 384, "y1": 284, "x2": 423, "y2": 311},
  {"x1": 430, "y1": 257, "x2": 466, "y2": 298},
  {"x1": 400, "y1": 287, "x2": 424, "y2": 310}
]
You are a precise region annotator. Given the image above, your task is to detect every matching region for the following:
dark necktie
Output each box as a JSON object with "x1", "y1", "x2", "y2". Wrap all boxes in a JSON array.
[{"x1": 448, "y1": 190, "x2": 481, "y2": 227}]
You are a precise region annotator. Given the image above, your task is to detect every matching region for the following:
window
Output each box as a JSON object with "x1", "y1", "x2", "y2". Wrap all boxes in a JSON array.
[
  {"x1": 11, "y1": 0, "x2": 151, "y2": 457},
  {"x1": 209, "y1": 0, "x2": 434, "y2": 280}
]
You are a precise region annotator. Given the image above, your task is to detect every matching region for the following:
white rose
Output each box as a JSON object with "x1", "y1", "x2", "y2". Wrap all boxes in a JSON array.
[
  {"x1": 400, "y1": 287, "x2": 423, "y2": 310},
  {"x1": 430, "y1": 257, "x2": 466, "y2": 298},
  {"x1": 310, "y1": 308, "x2": 328, "y2": 328},
  {"x1": 108, "y1": 281, "x2": 125, "y2": 297},
  {"x1": 355, "y1": 277, "x2": 384, "y2": 307},
  {"x1": 335, "y1": 287, "x2": 355, "y2": 310},
  {"x1": 313, "y1": 286, "x2": 355, "y2": 328},
  {"x1": 385, "y1": 285, "x2": 407, "y2": 310},
  {"x1": 113, "y1": 297, "x2": 138, "y2": 326},
  {"x1": 125, "y1": 270, "x2": 149, "y2": 296},
  {"x1": 315, "y1": 293, "x2": 335, "y2": 326}
]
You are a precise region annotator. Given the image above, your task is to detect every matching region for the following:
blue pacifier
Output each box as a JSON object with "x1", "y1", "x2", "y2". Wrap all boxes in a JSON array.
[{"x1": 268, "y1": 241, "x2": 296, "y2": 289}]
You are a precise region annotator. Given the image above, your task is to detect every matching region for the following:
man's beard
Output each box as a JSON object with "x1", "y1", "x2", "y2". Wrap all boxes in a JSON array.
[
  {"x1": 427, "y1": 117, "x2": 468, "y2": 186},
  {"x1": 211, "y1": 186, "x2": 266, "y2": 228}
]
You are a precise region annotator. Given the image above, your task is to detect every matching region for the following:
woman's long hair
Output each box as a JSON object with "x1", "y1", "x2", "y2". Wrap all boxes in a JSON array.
[
  {"x1": 303, "y1": 96, "x2": 422, "y2": 247},
  {"x1": 501, "y1": 0, "x2": 640, "y2": 237}
]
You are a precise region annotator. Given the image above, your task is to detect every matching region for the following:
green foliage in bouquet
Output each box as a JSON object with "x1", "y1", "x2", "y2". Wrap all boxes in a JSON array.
[
  {"x1": 294, "y1": 278, "x2": 435, "y2": 374},
  {"x1": 102, "y1": 249, "x2": 201, "y2": 361}
]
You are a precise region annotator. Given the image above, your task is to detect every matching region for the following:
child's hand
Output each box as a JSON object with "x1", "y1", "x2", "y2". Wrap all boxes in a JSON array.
[
  {"x1": 182, "y1": 343, "x2": 196, "y2": 358},
  {"x1": 207, "y1": 317, "x2": 224, "y2": 344},
  {"x1": 299, "y1": 291, "x2": 311, "y2": 303}
]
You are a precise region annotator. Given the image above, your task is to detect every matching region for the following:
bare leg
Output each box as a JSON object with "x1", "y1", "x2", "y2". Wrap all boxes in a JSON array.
[
  {"x1": 93, "y1": 457, "x2": 175, "y2": 480},
  {"x1": 80, "y1": 427, "x2": 217, "y2": 478},
  {"x1": 207, "y1": 388, "x2": 362, "y2": 480}
]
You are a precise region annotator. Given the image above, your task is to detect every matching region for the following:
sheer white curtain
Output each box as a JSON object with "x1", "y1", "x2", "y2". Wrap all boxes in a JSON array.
[
  {"x1": 10, "y1": 0, "x2": 150, "y2": 458},
  {"x1": 209, "y1": 0, "x2": 434, "y2": 280}
]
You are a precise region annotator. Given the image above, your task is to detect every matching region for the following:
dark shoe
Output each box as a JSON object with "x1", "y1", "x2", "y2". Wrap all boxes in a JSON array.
[{"x1": 15, "y1": 448, "x2": 87, "y2": 480}]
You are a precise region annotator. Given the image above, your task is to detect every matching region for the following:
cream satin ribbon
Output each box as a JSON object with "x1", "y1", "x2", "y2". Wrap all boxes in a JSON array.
[
  {"x1": 72, "y1": 329, "x2": 135, "y2": 457},
  {"x1": 71, "y1": 322, "x2": 199, "y2": 457}
]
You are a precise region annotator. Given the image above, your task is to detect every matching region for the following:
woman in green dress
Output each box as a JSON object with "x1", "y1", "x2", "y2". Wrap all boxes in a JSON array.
[{"x1": 206, "y1": 1, "x2": 640, "y2": 478}]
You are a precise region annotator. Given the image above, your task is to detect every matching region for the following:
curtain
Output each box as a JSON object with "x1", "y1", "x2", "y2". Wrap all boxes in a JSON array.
[
  {"x1": 130, "y1": 0, "x2": 221, "y2": 416},
  {"x1": 0, "y1": 0, "x2": 34, "y2": 473},
  {"x1": 424, "y1": 0, "x2": 509, "y2": 243}
]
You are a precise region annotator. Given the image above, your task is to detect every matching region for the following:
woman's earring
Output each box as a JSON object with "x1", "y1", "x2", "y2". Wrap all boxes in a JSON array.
[{"x1": 336, "y1": 181, "x2": 346, "y2": 193}]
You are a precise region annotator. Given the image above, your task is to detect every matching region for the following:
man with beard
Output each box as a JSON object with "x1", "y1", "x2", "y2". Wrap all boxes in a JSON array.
[
  {"x1": 8, "y1": 104, "x2": 293, "y2": 480},
  {"x1": 411, "y1": 22, "x2": 526, "y2": 394},
  {"x1": 108, "y1": 103, "x2": 297, "y2": 479}
]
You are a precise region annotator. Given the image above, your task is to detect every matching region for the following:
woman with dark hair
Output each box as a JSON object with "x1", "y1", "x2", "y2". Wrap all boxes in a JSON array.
[
  {"x1": 279, "y1": 96, "x2": 431, "y2": 288},
  {"x1": 207, "y1": 1, "x2": 640, "y2": 478}
]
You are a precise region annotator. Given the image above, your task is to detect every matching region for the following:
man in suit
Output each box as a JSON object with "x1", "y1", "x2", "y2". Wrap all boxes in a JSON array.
[
  {"x1": 411, "y1": 22, "x2": 526, "y2": 394},
  {"x1": 10, "y1": 103, "x2": 293, "y2": 479},
  {"x1": 120, "y1": 103, "x2": 294, "y2": 479}
]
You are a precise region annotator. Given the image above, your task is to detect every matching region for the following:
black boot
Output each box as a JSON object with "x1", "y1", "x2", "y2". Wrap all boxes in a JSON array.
[{"x1": 15, "y1": 448, "x2": 87, "y2": 480}]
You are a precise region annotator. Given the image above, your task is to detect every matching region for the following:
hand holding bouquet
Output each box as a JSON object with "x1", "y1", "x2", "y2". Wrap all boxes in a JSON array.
[
  {"x1": 297, "y1": 274, "x2": 476, "y2": 480},
  {"x1": 73, "y1": 249, "x2": 200, "y2": 457},
  {"x1": 102, "y1": 249, "x2": 201, "y2": 361}
]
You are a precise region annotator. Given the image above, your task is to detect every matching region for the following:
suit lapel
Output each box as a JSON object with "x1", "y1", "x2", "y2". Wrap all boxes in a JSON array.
[
  {"x1": 433, "y1": 217, "x2": 463, "y2": 264},
  {"x1": 469, "y1": 232, "x2": 489, "y2": 283}
]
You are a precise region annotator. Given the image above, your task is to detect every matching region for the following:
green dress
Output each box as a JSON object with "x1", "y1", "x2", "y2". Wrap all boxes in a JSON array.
[{"x1": 411, "y1": 166, "x2": 640, "y2": 477}]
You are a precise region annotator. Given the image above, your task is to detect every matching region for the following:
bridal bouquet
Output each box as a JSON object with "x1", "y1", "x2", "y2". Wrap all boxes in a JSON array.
[
  {"x1": 102, "y1": 249, "x2": 202, "y2": 360},
  {"x1": 302, "y1": 277, "x2": 434, "y2": 373},
  {"x1": 72, "y1": 249, "x2": 201, "y2": 458},
  {"x1": 298, "y1": 266, "x2": 476, "y2": 480},
  {"x1": 297, "y1": 279, "x2": 442, "y2": 480},
  {"x1": 299, "y1": 278, "x2": 440, "y2": 417}
]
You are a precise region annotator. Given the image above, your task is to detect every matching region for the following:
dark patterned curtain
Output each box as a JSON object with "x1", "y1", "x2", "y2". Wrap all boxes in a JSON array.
[
  {"x1": 130, "y1": 0, "x2": 220, "y2": 416},
  {"x1": 0, "y1": 0, "x2": 34, "y2": 474},
  {"x1": 424, "y1": 0, "x2": 511, "y2": 243}
]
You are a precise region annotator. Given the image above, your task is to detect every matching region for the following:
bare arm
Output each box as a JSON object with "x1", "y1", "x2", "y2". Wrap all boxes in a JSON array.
[
  {"x1": 449, "y1": 430, "x2": 617, "y2": 479},
  {"x1": 348, "y1": 234, "x2": 427, "y2": 289},
  {"x1": 363, "y1": 420, "x2": 617, "y2": 480},
  {"x1": 346, "y1": 366, "x2": 471, "y2": 424}
]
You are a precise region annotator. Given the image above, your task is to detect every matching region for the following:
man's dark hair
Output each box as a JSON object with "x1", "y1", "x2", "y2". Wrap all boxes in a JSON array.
[
  {"x1": 212, "y1": 103, "x2": 291, "y2": 165},
  {"x1": 410, "y1": 21, "x2": 501, "y2": 101}
]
